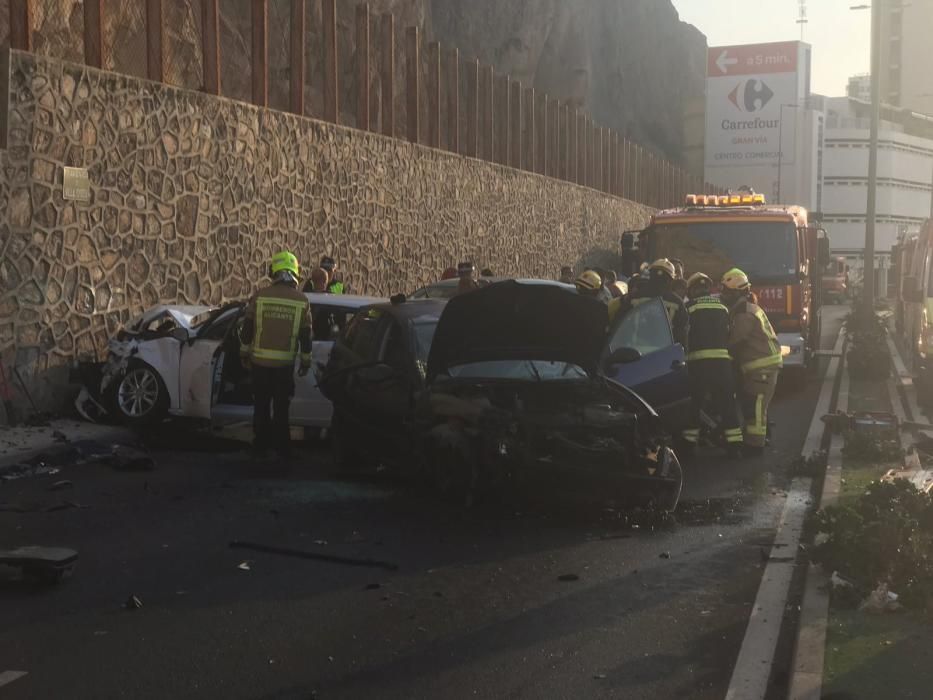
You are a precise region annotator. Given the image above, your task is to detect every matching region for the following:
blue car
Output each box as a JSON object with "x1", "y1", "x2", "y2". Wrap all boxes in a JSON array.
[{"x1": 601, "y1": 297, "x2": 691, "y2": 435}]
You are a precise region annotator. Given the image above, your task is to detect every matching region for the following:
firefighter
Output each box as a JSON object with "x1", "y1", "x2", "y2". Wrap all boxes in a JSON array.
[
  {"x1": 682, "y1": 273, "x2": 743, "y2": 454},
  {"x1": 240, "y1": 251, "x2": 312, "y2": 462},
  {"x1": 608, "y1": 259, "x2": 688, "y2": 346},
  {"x1": 574, "y1": 270, "x2": 604, "y2": 299},
  {"x1": 720, "y1": 268, "x2": 783, "y2": 455}
]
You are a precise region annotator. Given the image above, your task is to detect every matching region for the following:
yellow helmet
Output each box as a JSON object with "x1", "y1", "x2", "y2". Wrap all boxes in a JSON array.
[
  {"x1": 575, "y1": 270, "x2": 603, "y2": 291},
  {"x1": 649, "y1": 258, "x2": 676, "y2": 280},
  {"x1": 721, "y1": 268, "x2": 750, "y2": 291},
  {"x1": 270, "y1": 250, "x2": 300, "y2": 278},
  {"x1": 686, "y1": 272, "x2": 713, "y2": 295}
]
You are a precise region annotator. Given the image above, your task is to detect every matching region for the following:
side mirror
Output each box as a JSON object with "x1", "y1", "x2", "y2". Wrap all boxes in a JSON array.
[
  {"x1": 621, "y1": 231, "x2": 642, "y2": 277},
  {"x1": 170, "y1": 327, "x2": 189, "y2": 342},
  {"x1": 818, "y1": 237, "x2": 830, "y2": 266},
  {"x1": 621, "y1": 231, "x2": 640, "y2": 251},
  {"x1": 356, "y1": 363, "x2": 398, "y2": 385},
  {"x1": 607, "y1": 347, "x2": 642, "y2": 365}
]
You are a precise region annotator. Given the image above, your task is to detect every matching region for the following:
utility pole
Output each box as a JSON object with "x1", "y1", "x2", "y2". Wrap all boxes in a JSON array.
[{"x1": 863, "y1": 0, "x2": 883, "y2": 313}]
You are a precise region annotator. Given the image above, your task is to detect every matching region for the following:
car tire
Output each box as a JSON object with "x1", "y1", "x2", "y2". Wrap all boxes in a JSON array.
[{"x1": 109, "y1": 360, "x2": 169, "y2": 427}]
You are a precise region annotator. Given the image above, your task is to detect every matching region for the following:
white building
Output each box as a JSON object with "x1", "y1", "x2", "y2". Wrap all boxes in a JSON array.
[
  {"x1": 821, "y1": 97, "x2": 933, "y2": 295},
  {"x1": 847, "y1": 74, "x2": 871, "y2": 103}
]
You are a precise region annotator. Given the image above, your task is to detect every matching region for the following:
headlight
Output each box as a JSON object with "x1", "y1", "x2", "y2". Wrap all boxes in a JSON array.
[{"x1": 781, "y1": 345, "x2": 792, "y2": 357}]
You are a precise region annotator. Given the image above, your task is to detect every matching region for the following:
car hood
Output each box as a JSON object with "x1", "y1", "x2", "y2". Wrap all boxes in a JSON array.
[
  {"x1": 128, "y1": 305, "x2": 213, "y2": 332},
  {"x1": 426, "y1": 280, "x2": 607, "y2": 382}
]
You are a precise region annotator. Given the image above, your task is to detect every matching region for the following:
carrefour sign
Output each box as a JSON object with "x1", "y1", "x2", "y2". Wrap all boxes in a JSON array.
[{"x1": 705, "y1": 42, "x2": 802, "y2": 169}]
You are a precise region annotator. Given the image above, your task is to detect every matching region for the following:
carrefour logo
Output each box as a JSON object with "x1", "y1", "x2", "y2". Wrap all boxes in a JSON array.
[{"x1": 728, "y1": 79, "x2": 775, "y2": 113}]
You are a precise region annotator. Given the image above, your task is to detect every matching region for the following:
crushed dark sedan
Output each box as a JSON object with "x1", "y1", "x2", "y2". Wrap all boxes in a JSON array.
[{"x1": 322, "y1": 281, "x2": 682, "y2": 510}]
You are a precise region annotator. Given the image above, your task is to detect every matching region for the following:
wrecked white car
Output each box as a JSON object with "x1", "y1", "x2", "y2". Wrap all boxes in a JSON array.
[{"x1": 76, "y1": 294, "x2": 387, "y2": 429}]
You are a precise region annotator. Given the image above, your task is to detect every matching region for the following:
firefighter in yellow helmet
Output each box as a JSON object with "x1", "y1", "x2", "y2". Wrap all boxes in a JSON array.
[
  {"x1": 608, "y1": 259, "x2": 688, "y2": 346},
  {"x1": 575, "y1": 270, "x2": 604, "y2": 299},
  {"x1": 720, "y1": 268, "x2": 783, "y2": 455},
  {"x1": 240, "y1": 251, "x2": 312, "y2": 462},
  {"x1": 682, "y1": 273, "x2": 743, "y2": 454}
]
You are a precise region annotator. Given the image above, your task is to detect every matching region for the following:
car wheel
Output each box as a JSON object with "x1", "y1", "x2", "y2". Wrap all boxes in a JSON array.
[{"x1": 110, "y1": 361, "x2": 169, "y2": 427}]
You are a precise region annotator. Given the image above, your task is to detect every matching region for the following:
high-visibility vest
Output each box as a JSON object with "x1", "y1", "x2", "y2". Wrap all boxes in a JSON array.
[
  {"x1": 242, "y1": 284, "x2": 312, "y2": 368},
  {"x1": 685, "y1": 296, "x2": 731, "y2": 362}
]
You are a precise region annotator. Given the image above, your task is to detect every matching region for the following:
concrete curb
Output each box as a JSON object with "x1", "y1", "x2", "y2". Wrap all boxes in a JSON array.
[
  {"x1": 728, "y1": 325, "x2": 846, "y2": 700},
  {"x1": 787, "y1": 333, "x2": 848, "y2": 700}
]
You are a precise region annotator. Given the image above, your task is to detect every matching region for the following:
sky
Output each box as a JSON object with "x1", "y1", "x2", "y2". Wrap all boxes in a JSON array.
[{"x1": 671, "y1": 0, "x2": 871, "y2": 97}]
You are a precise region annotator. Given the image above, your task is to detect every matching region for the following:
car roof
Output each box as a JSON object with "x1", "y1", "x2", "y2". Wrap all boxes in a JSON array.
[
  {"x1": 304, "y1": 293, "x2": 388, "y2": 308},
  {"x1": 367, "y1": 298, "x2": 447, "y2": 322},
  {"x1": 420, "y1": 277, "x2": 572, "y2": 288}
]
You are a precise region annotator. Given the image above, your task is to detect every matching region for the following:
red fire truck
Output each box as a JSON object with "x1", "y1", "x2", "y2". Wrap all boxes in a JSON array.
[{"x1": 622, "y1": 193, "x2": 829, "y2": 374}]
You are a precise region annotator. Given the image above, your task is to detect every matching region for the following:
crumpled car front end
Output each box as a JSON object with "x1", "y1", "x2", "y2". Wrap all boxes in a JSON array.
[
  {"x1": 74, "y1": 305, "x2": 211, "y2": 422},
  {"x1": 419, "y1": 280, "x2": 683, "y2": 509},
  {"x1": 419, "y1": 374, "x2": 682, "y2": 510}
]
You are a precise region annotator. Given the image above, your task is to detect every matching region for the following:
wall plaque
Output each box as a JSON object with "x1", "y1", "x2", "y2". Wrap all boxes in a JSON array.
[{"x1": 63, "y1": 166, "x2": 90, "y2": 202}]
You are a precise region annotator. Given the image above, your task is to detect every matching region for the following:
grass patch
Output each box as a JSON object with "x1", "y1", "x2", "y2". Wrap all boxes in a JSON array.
[{"x1": 824, "y1": 611, "x2": 933, "y2": 698}]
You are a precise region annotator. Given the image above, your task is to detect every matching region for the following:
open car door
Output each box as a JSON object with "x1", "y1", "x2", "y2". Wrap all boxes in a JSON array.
[{"x1": 602, "y1": 298, "x2": 689, "y2": 421}]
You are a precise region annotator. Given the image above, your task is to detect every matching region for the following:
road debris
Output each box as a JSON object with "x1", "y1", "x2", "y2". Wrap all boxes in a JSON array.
[
  {"x1": 106, "y1": 445, "x2": 156, "y2": 472},
  {"x1": 0, "y1": 546, "x2": 77, "y2": 583},
  {"x1": 47, "y1": 480, "x2": 74, "y2": 491},
  {"x1": 364, "y1": 583, "x2": 382, "y2": 590},
  {"x1": 229, "y1": 541, "x2": 399, "y2": 571},
  {"x1": 557, "y1": 574, "x2": 579, "y2": 582},
  {"x1": 51, "y1": 430, "x2": 68, "y2": 443},
  {"x1": 238, "y1": 561, "x2": 253, "y2": 571},
  {"x1": 859, "y1": 585, "x2": 902, "y2": 614},
  {"x1": 659, "y1": 551, "x2": 672, "y2": 559},
  {"x1": 124, "y1": 595, "x2": 143, "y2": 610},
  {"x1": 44, "y1": 500, "x2": 88, "y2": 512}
]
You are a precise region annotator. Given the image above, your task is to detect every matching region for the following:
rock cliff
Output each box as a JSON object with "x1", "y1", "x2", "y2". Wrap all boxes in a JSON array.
[{"x1": 0, "y1": 0, "x2": 706, "y2": 163}]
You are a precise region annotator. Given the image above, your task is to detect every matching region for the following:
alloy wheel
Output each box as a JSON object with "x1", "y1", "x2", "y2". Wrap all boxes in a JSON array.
[{"x1": 117, "y1": 368, "x2": 161, "y2": 418}]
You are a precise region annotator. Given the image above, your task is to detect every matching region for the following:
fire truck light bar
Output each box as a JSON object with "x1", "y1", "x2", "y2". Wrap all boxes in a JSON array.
[{"x1": 685, "y1": 193, "x2": 766, "y2": 207}]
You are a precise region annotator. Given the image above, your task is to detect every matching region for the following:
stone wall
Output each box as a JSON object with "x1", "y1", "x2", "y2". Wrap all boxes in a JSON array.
[{"x1": 0, "y1": 50, "x2": 651, "y2": 419}]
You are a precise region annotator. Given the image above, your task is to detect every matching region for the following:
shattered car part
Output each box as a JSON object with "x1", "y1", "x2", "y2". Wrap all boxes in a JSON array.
[
  {"x1": 325, "y1": 282, "x2": 684, "y2": 510},
  {"x1": 75, "y1": 295, "x2": 386, "y2": 428}
]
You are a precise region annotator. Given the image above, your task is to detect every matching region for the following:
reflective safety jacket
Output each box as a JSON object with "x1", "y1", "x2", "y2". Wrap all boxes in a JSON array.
[
  {"x1": 240, "y1": 282, "x2": 312, "y2": 369},
  {"x1": 685, "y1": 295, "x2": 731, "y2": 362},
  {"x1": 728, "y1": 298, "x2": 783, "y2": 373}
]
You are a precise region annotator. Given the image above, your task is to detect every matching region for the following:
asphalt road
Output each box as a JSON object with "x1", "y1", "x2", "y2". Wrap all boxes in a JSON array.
[{"x1": 0, "y1": 307, "x2": 847, "y2": 700}]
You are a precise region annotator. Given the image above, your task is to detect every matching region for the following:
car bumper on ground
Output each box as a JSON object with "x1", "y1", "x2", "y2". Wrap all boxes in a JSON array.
[{"x1": 778, "y1": 333, "x2": 806, "y2": 369}]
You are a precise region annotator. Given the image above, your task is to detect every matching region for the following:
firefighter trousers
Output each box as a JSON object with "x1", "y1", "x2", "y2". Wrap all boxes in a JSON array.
[
  {"x1": 252, "y1": 364, "x2": 295, "y2": 456},
  {"x1": 683, "y1": 358, "x2": 742, "y2": 445},
  {"x1": 739, "y1": 367, "x2": 780, "y2": 448}
]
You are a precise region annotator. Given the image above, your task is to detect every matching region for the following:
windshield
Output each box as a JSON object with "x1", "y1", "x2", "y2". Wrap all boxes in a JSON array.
[
  {"x1": 648, "y1": 221, "x2": 797, "y2": 281},
  {"x1": 446, "y1": 360, "x2": 588, "y2": 381}
]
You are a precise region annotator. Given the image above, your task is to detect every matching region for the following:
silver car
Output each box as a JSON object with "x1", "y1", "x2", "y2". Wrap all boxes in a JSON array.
[{"x1": 76, "y1": 294, "x2": 386, "y2": 429}]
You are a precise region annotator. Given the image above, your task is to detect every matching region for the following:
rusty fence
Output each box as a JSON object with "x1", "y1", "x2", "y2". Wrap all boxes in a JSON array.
[{"x1": 7, "y1": 0, "x2": 724, "y2": 209}]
